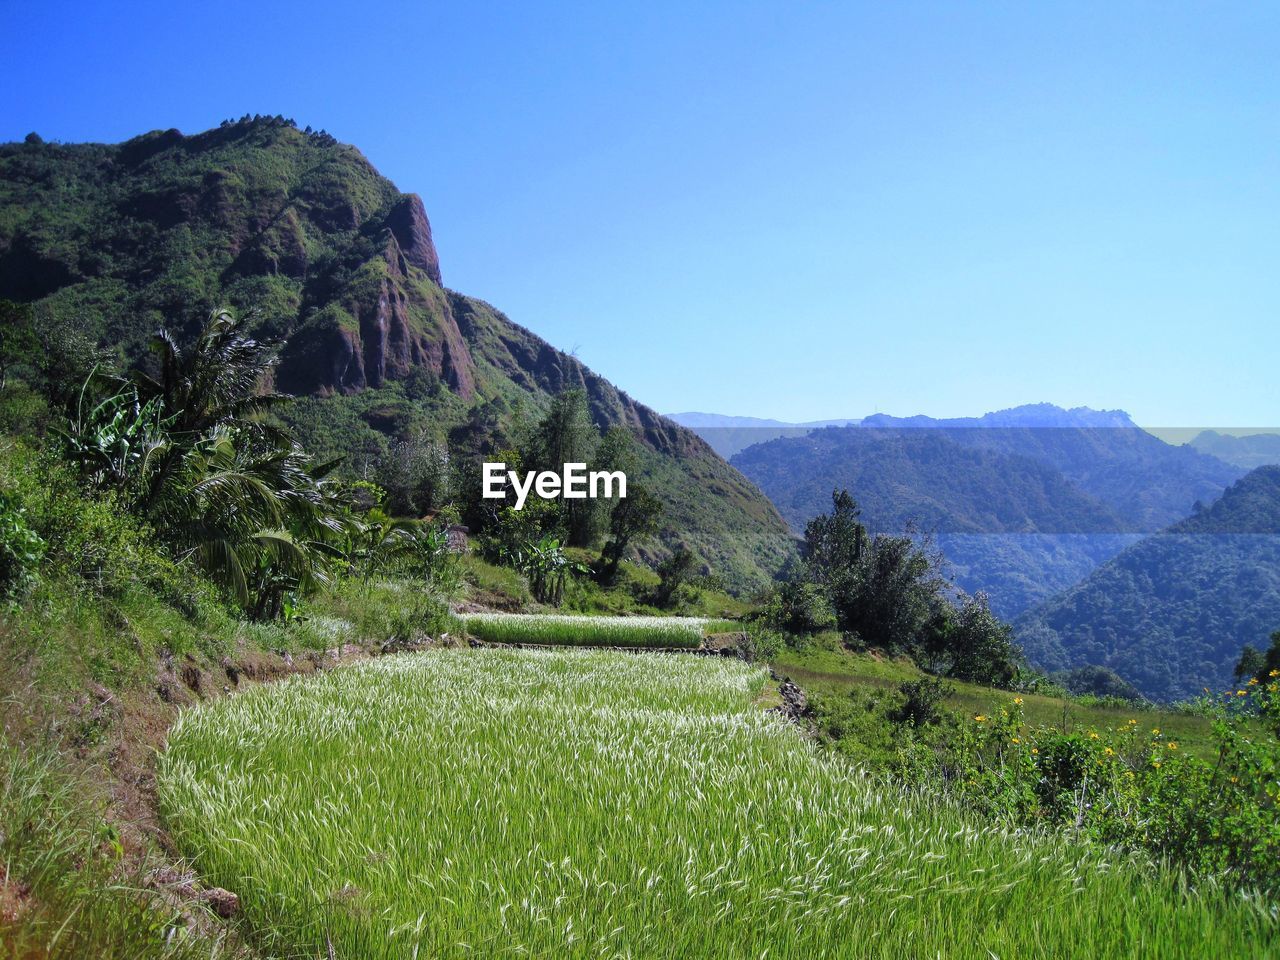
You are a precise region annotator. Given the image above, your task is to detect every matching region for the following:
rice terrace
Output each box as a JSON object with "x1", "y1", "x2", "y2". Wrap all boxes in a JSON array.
[{"x1": 156, "y1": 640, "x2": 1273, "y2": 959}]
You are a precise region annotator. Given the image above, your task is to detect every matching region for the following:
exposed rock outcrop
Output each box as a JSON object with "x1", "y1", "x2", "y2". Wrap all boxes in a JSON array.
[{"x1": 385, "y1": 194, "x2": 442, "y2": 286}]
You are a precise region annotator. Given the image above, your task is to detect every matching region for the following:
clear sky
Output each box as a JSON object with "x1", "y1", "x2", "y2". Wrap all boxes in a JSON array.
[{"x1": 2, "y1": 1, "x2": 1277, "y2": 426}]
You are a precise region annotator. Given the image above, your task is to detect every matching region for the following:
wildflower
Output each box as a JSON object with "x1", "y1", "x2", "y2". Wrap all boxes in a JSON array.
[
  {"x1": 1230, "y1": 776, "x2": 1239, "y2": 784},
  {"x1": 1011, "y1": 737, "x2": 1020, "y2": 744},
  {"x1": 1031, "y1": 748, "x2": 1039, "y2": 755},
  {"x1": 1127, "y1": 719, "x2": 1137, "y2": 726},
  {"x1": 1152, "y1": 760, "x2": 1162, "y2": 769},
  {"x1": 974, "y1": 715, "x2": 987, "y2": 723},
  {"x1": 1271, "y1": 669, "x2": 1280, "y2": 677},
  {"x1": 1166, "y1": 742, "x2": 1177, "y2": 750},
  {"x1": 1088, "y1": 731, "x2": 1099, "y2": 740},
  {"x1": 1104, "y1": 747, "x2": 1115, "y2": 756},
  {"x1": 1236, "y1": 690, "x2": 1248, "y2": 697},
  {"x1": 1248, "y1": 678, "x2": 1259, "y2": 686},
  {"x1": 1151, "y1": 728, "x2": 1160, "y2": 736},
  {"x1": 1013, "y1": 697, "x2": 1024, "y2": 706}
]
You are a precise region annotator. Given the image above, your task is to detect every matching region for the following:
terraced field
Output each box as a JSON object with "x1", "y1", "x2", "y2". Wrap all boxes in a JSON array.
[{"x1": 158, "y1": 649, "x2": 1276, "y2": 959}]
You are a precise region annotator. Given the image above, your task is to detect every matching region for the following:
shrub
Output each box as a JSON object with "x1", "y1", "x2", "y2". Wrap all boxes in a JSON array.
[
  {"x1": 891, "y1": 677, "x2": 951, "y2": 727},
  {"x1": 758, "y1": 581, "x2": 836, "y2": 636},
  {"x1": 0, "y1": 493, "x2": 45, "y2": 602}
]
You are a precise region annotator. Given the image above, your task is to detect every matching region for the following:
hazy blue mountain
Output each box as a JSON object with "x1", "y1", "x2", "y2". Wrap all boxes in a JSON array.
[
  {"x1": 1016, "y1": 466, "x2": 1280, "y2": 702},
  {"x1": 860, "y1": 403, "x2": 1139, "y2": 430},
  {"x1": 665, "y1": 412, "x2": 860, "y2": 458},
  {"x1": 1188, "y1": 430, "x2": 1280, "y2": 471},
  {"x1": 731, "y1": 426, "x2": 1139, "y2": 615},
  {"x1": 728, "y1": 404, "x2": 1246, "y2": 616}
]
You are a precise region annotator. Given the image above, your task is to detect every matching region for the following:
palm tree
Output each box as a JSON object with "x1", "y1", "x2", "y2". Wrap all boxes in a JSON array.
[{"x1": 63, "y1": 309, "x2": 355, "y2": 619}]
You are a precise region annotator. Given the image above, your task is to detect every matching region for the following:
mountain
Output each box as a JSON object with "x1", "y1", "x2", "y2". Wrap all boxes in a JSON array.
[
  {"x1": 0, "y1": 117, "x2": 793, "y2": 587},
  {"x1": 665, "y1": 412, "x2": 860, "y2": 459},
  {"x1": 728, "y1": 405, "x2": 1246, "y2": 615},
  {"x1": 1188, "y1": 430, "x2": 1280, "y2": 471},
  {"x1": 860, "y1": 407, "x2": 1244, "y2": 531},
  {"x1": 860, "y1": 403, "x2": 1139, "y2": 430},
  {"x1": 1016, "y1": 466, "x2": 1280, "y2": 702},
  {"x1": 731, "y1": 424, "x2": 1137, "y2": 615}
]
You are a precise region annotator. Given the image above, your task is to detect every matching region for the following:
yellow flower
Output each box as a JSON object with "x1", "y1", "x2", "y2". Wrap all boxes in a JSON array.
[
  {"x1": 1013, "y1": 697, "x2": 1024, "y2": 705},
  {"x1": 1166, "y1": 742, "x2": 1178, "y2": 750},
  {"x1": 1104, "y1": 747, "x2": 1115, "y2": 756},
  {"x1": 1088, "y1": 731, "x2": 1099, "y2": 740},
  {"x1": 1230, "y1": 776, "x2": 1239, "y2": 784},
  {"x1": 1031, "y1": 748, "x2": 1039, "y2": 755},
  {"x1": 1011, "y1": 737, "x2": 1020, "y2": 744},
  {"x1": 1270, "y1": 669, "x2": 1280, "y2": 677},
  {"x1": 1127, "y1": 719, "x2": 1137, "y2": 726},
  {"x1": 974, "y1": 715, "x2": 987, "y2": 723},
  {"x1": 1248, "y1": 678, "x2": 1259, "y2": 686},
  {"x1": 1237, "y1": 690, "x2": 1248, "y2": 697},
  {"x1": 1152, "y1": 760, "x2": 1162, "y2": 769},
  {"x1": 1151, "y1": 728, "x2": 1160, "y2": 736}
]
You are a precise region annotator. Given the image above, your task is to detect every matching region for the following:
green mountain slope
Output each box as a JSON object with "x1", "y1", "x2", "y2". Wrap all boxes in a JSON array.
[
  {"x1": 1016, "y1": 466, "x2": 1280, "y2": 702},
  {"x1": 0, "y1": 117, "x2": 792, "y2": 587}
]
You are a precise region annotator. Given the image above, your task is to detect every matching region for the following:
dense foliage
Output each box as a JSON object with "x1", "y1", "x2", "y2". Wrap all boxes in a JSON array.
[{"x1": 1017, "y1": 467, "x2": 1280, "y2": 701}]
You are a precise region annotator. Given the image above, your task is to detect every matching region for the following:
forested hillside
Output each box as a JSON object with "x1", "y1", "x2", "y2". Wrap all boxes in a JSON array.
[
  {"x1": 1016, "y1": 466, "x2": 1280, "y2": 702},
  {"x1": 0, "y1": 118, "x2": 792, "y2": 587}
]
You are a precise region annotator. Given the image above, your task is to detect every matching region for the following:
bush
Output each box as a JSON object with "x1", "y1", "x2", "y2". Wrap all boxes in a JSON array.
[
  {"x1": 891, "y1": 677, "x2": 951, "y2": 727},
  {"x1": 758, "y1": 581, "x2": 836, "y2": 636},
  {"x1": 931, "y1": 678, "x2": 1280, "y2": 895},
  {"x1": 740, "y1": 622, "x2": 784, "y2": 663},
  {"x1": 0, "y1": 493, "x2": 45, "y2": 602}
]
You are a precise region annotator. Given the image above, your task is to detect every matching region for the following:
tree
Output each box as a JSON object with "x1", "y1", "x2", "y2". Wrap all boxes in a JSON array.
[
  {"x1": 527, "y1": 390, "x2": 601, "y2": 547},
  {"x1": 1236, "y1": 645, "x2": 1266, "y2": 683},
  {"x1": 599, "y1": 484, "x2": 662, "y2": 585},
  {"x1": 1238, "y1": 630, "x2": 1280, "y2": 683},
  {"x1": 654, "y1": 547, "x2": 697, "y2": 608},
  {"x1": 804, "y1": 490, "x2": 943, "y2": 651},
  {"x1": 925, "y1": 592, "x2": 1021, "y2": 686},
  {"x1": 0, "y1": 301, "x2": 38, "y2": 390},
  {"x1": 61, "y1": 310, "x2": 353, "y2": 619}
]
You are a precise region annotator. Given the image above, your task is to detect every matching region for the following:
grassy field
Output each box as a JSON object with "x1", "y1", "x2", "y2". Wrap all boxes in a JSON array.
[
  {"x1": 458, "y1": 612, "x2": 730, "y2": 648},
  {"x1": 159, "y1": 648, "x2": 1275, "y2": 959},
  {"x1": 774, "y1": 635, "x2": 1224, "y2": 759}
]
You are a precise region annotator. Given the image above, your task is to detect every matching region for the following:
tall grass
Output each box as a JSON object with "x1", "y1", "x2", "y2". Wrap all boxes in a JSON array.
[
  {"x1": 458, "y1": 612, "x2": 709, "y2": 648},
  {"x1": 159, "y1": 649, "x2": 1277, "y2": 959},
  {"x1": 0, "y1": 739, "x2": 238, "y2": 959}
]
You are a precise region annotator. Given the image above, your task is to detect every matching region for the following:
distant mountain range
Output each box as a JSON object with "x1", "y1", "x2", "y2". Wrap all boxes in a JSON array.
[
  {"x1": 1016, "y1": 466, "x2": 1280, "y2": 702},
  {"x1": 717, "y1": 402, "x2": 1279, "y2": 700},
  {"x1": 1188, "y1": 430, "x2": 1280, "y2": 471},
  {"x1": 665, "y1": 413, "x2": 860, "y2": 458}
]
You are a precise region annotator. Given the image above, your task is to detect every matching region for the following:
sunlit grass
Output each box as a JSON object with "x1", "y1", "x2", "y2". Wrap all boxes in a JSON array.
[
  {"x1": 774, "y1": 637, "x2": 1223, "y2": 759},
  {"x1": 159, "y1": 649, "x2": 1276, "y2": 959},
  {"x1": 458, "y1": 611, "x2": 710, "y2": 648}
]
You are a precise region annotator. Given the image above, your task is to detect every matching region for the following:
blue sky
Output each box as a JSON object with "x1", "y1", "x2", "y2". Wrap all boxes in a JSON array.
[{"x1": 2, "y1": 1, "x2": 1277, "y2": 426}]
